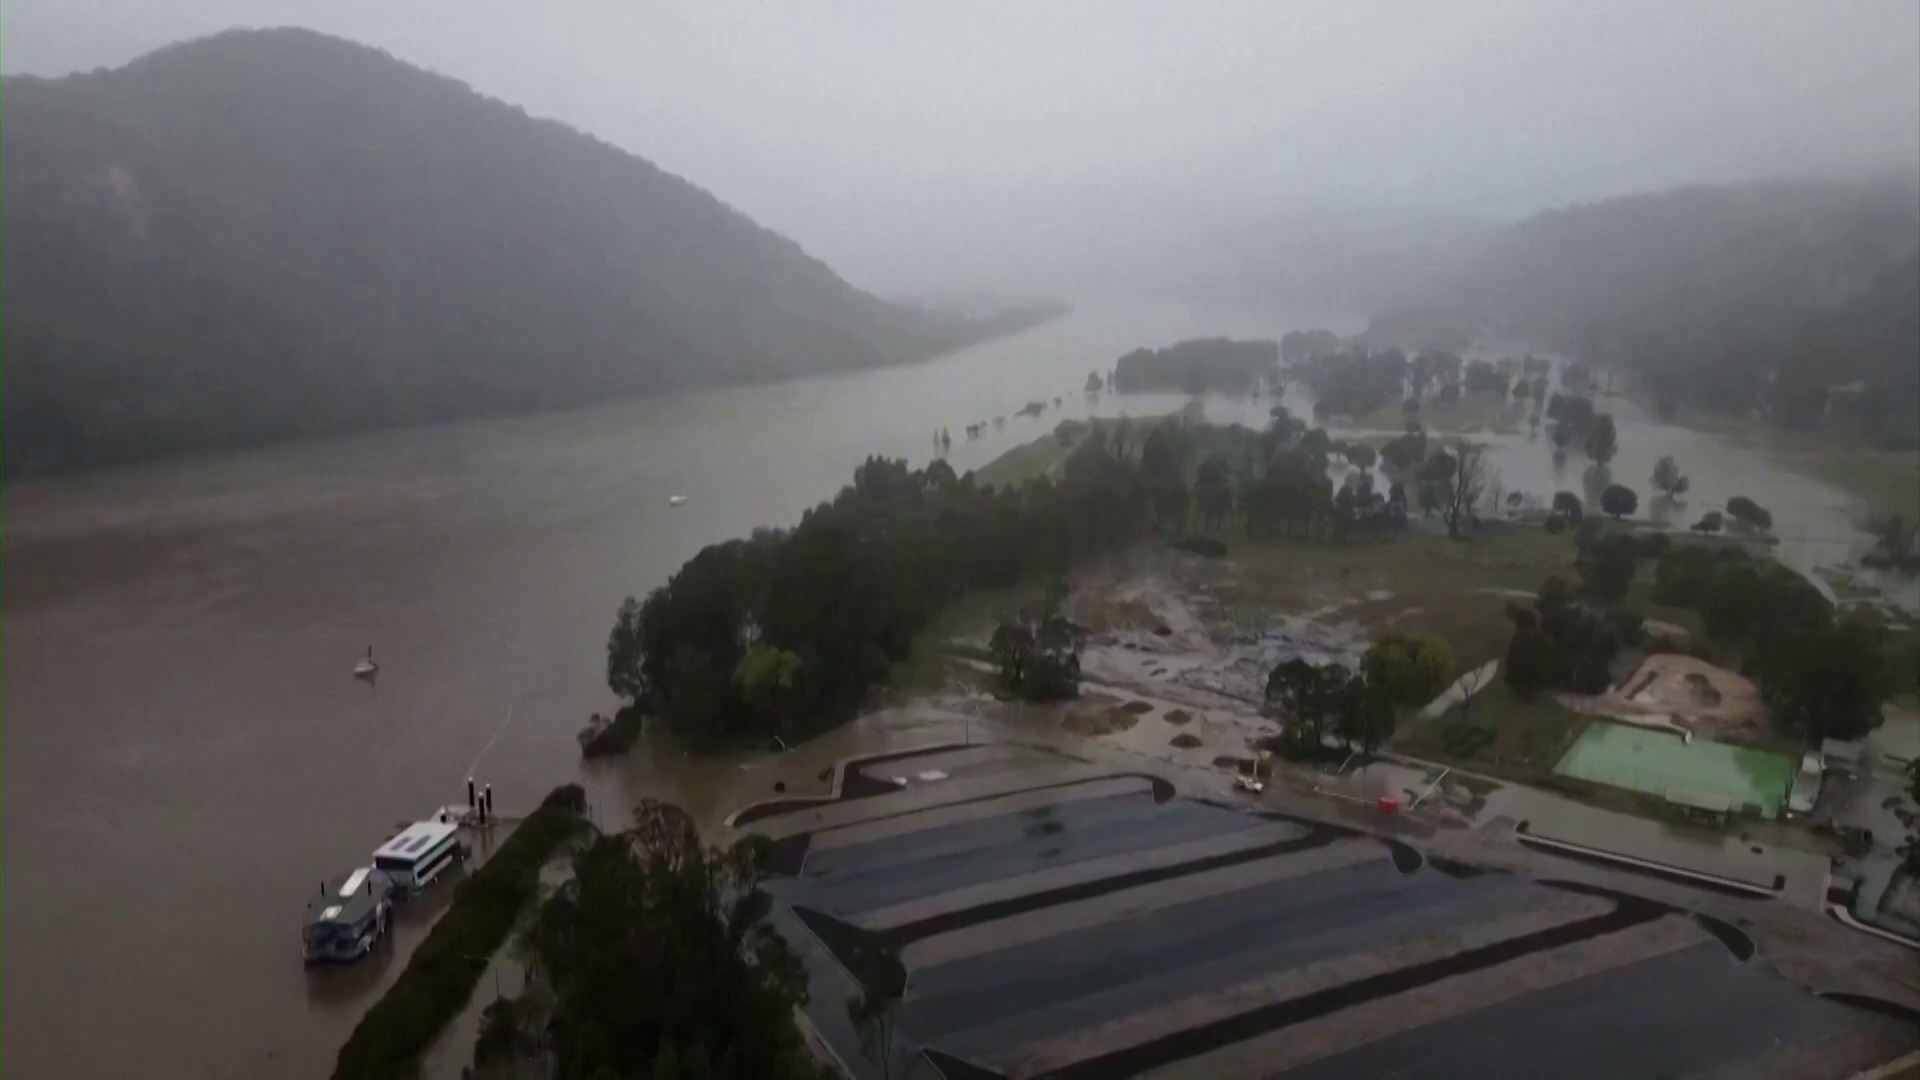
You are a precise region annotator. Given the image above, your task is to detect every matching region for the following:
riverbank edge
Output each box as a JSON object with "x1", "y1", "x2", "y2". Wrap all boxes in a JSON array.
[
  {"x1": 2, "y1": 305, "x2": 1070, "y2": 484},
  {"x1": 1595, "y1": 373, "x2": 1920, "y2": 523},
  {"x1": 331, "y1": 785, "x2": 588, "y2": 1080}
]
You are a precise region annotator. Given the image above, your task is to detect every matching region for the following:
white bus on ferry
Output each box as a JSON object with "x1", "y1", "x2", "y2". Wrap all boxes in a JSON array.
[{"x1": 371, "y1": 820, "x2": 465, "y2": 898}]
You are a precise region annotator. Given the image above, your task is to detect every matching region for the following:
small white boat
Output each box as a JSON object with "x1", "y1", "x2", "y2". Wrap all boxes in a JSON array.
[
  {"x1": 353, "y1": 647, "x2": 379, "y2": 679},
  {"x1": 668, "y1": 495, "x2": 688, "y2": 507}
]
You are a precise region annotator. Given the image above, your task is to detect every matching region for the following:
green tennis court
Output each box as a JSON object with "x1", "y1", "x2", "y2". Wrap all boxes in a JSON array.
[{"x1": 1553, "y1": 721, "x2": 1796, "y2": 818}]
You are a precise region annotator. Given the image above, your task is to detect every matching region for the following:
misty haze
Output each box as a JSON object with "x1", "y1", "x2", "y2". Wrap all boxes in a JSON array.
[{"x1": 2, "y1": 3, "x2": 1918, "y2": 1079}]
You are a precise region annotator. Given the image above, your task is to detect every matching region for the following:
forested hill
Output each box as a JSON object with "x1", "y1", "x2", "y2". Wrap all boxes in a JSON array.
[
  {"x1": 0, "y1": 29, "x2": 1058, "y2": 478},
  {"x1": 1413, "y1": 180, "x2": 1920, "y2": 441}
]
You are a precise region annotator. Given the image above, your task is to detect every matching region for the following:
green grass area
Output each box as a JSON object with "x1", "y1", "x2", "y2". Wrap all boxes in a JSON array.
[
  {"x1": 1349, "y1": 393, "x2": 1526, "y2": 435},
  {"x1": 885, "y1": 585, "x2": 1033, "y2": 696},
  {"x1": 1552, "y1": 720, "x2": 1796, "y2": 818},
  {"x1": 1212, "y1": 525, "x2": 1605, "y2": 782},
  {"x1": 1600, "y1": 375, "x2": 1920, "y2": 520},
  {"x1": 973, "y1": 432, "x2": 1074, "y2": 487},
  {"x1": 1657, "y1": 409, "x2": 1920, "y2": 521},
  {"x1": 1392, "y1": 681, "x2": 1590, "y2": 782},
  {"x1": 972, "y1": 412, "x2": 1188, "y2": 489},
  {"x1": 332, "y1": 788, "x2": 586, "y2": 1080},
  {"x1": 1756, "y1": 431, "x2": 1920, "y2": 522},
  {"x1": 1223, "y1": 526, "x2": 1577, "y2": 666}
]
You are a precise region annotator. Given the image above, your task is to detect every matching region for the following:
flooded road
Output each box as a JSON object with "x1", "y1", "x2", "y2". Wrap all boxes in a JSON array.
[{"x1": 0, "y1": 299, "x2": 1902, "y2": 1078}]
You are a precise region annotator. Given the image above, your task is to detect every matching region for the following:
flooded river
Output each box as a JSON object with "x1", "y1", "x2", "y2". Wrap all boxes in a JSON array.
[{"x1": 0, "y1": 300, "x2": 1902, "y2": 1078}]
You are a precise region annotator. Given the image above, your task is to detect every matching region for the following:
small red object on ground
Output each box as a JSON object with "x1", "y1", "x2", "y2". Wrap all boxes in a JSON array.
[{"x1": 1377, "y1": 795, "x2": 1401, "y2": 815}]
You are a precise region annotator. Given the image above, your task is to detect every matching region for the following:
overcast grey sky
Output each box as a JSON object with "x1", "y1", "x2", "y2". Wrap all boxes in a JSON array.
[{"x1": 4, "y1": 0, "x2": 1917, "y2": 293}]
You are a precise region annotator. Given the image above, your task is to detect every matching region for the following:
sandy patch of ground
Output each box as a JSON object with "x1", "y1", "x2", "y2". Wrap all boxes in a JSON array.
[
  {"x1": 1025, "y1": 683, "x2": 1281, "y2": 778},
  {"x1": 1562, "y1": 654, "x2": 1767, "y2": 740},
  {"x1": 1061, "y1": 700, "x2": 1146, "y2": 737}
]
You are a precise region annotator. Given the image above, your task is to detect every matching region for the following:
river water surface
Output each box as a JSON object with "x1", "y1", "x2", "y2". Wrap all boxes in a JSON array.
[{"x1": 0, "y1": 301, "x2": 1902, "y2": 1078}]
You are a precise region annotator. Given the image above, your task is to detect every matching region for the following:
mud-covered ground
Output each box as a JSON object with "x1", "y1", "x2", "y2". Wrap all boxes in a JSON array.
[{"x1": 1066, "y1": 545, "x2": 1376, "y2": 709}]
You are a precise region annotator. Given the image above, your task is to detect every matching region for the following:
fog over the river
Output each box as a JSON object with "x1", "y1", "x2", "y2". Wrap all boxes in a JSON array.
[{"x1": 4, "y1": 0, "x2": 1916, "y2": 294}]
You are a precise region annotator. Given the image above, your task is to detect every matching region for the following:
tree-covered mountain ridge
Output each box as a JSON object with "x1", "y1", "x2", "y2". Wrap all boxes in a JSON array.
[
  {"x1": 1374, "y1": 179, "x2": 1920, "y2": 443},
  {"x1": 1, "y1": 28, "x2": 1063, "y2": 477}
]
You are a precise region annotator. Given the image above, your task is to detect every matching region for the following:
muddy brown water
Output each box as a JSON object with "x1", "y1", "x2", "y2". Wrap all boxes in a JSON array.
[
  {"x1": 0, "y1": 301, "x2": 1899, "y2": 1078},
  {"x1": 0, "y1": 301, "x2": 1344, "y2": 1079}
]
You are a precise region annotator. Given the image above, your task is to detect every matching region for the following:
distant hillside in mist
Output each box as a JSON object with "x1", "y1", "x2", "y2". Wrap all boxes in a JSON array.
[
  {"x1": 0, "y1": 28, "x2": 1059, "y2": 478},
  {"x1": 1224, "y1": 205, "x2": 1499, "y2": 311},
  {"x1": 1458, "y1": 181, "x2": 1916, "y2": 352},
  {"x1": 1456, "y1": 180, "x2": 1919, "y2": 439},
  {"x1": 1248, "y1": 180, "x2": 1919, "y2": 442}
]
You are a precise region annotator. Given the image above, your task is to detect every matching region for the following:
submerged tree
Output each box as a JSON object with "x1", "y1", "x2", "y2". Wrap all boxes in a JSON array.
[
  {"x1": 1435, "y1": 442, "x2": 1489, "y2": 538},
  {"x1": 1138, "y1": 425, "x2": 1189, "y2": 532},
  {"x1": 1726, "y1": 495, "x2": 1773, "y2": 532},
  {"x1": 1583, "y1": 413, "x2": 1618, "y2": 466},
  {"x1": 1599, "y1": 484, "x2": 1638, "y2": 520},
  {"x1": 1650, "y1": 455, "x2": 1690, "y2": 500},
  {"x1": 1194, "y1": 454, "x2": 1235, "y2": 532}
]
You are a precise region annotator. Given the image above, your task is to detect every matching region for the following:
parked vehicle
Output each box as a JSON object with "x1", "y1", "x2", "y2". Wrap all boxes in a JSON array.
[
  {"x1": 303, "y1": 867, "x2": 393, "y2": 964},
  {"x1": 372, "y1": 820, "x2": 466, "y2": 899}
]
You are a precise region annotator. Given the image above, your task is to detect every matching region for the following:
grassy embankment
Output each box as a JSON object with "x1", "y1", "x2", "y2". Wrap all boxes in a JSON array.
[
  {"x1": 332, "y1": 786, "x2": 587, "y2": 1080},
  {"x1": 1345, "y1": 393, "x2": 1527, "y2": 436},
  {"x1": 1748, "y1": 428, "x2": 1920, "y2": 524},
  {"x1": 971, "y1": 409, "x2": 1196, "y2": 489}
]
